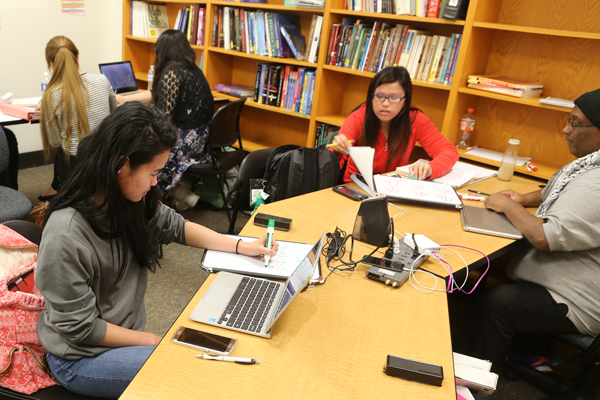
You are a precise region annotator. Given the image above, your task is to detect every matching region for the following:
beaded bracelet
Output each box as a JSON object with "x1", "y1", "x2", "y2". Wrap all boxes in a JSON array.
[{"x1": 235, "y1": 239, "x2": 242, "y2": 255}]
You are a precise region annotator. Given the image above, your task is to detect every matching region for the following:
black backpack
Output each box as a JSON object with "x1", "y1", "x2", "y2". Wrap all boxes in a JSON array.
[{"x1": 262, "y1": 145, "x2": 341, "y2": 203}]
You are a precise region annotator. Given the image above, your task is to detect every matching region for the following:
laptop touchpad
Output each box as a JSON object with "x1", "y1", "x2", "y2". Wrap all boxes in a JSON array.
[{"x1": 203, "y1": 286, "x2": 234, "y2": 306}]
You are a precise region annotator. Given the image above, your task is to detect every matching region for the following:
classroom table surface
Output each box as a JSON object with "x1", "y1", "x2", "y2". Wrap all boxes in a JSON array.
[{"x1": 120, "y1": 172, "x2": 543, "y2": 400}]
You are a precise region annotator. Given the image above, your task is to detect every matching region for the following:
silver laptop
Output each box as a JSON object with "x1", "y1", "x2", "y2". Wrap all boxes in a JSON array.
[
  {"x1": 98, "y1": 61, "x2": 141, "y2": 95},
  {"x1": 190, "y1": 231, "x2": 327, "y2": 338},
  {"x1": 460, "y1": 205, "x2": 523, "y2": 239}
]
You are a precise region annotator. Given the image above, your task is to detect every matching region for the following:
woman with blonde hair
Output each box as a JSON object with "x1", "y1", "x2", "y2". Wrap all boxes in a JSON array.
[{"x1": 39, "y1": 36, "x2": 117, "y2": 201}]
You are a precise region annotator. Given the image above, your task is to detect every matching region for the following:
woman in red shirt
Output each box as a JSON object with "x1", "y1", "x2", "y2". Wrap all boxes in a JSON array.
[{"x1": 332, "y1": 66, "x2": 458, "y2": 183}]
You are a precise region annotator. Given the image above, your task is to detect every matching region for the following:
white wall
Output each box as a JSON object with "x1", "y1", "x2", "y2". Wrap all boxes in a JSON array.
[{"x1": 0, "y1": 0, "x2": 123, "y2": 153}]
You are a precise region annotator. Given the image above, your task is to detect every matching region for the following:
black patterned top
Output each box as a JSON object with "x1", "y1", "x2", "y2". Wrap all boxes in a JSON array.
[{"x1": 156, "y1": 66, "x2": 214, "y2": 129}]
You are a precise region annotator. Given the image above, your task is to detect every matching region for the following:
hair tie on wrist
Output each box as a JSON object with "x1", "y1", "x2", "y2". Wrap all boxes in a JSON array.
[{"x1": 235, "y1": 239, "x2": 242, "y2": 255}]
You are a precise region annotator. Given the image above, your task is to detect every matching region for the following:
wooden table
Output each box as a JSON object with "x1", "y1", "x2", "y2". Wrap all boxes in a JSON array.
[{"x1": 120, "y1": 173, "x2": 543, "y2": 400}]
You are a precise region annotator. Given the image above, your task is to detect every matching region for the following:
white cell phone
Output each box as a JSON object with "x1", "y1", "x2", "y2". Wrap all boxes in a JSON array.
[{"x1": 172, "y1": 326, "x2": 237, "y2": 355}]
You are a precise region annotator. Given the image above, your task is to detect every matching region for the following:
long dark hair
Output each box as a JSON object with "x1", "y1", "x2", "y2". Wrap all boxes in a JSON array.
[
  {"x1": 44, "y1": 102, "x2": 178, "y2": 279},
  {"x1": 152, "y1": 29, "x2": 197, "y2": 105},
  {"x1": 362, "y1": 66, "x2": 418, "y2": 169}
]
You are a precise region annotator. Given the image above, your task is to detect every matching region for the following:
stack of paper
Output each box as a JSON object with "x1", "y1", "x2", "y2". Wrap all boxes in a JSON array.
[{"x1": 454, "y1": 352, "x2": 498, "y2": 397}]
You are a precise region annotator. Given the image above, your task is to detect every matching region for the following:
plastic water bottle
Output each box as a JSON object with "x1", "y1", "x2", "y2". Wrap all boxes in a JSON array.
[
  {"x1": 147, "y1": 65, "x2": 155, "y2": 91},
  {"x1": 456, "y1": 108, "x2": 475, "y2": 149},
  {"x1": 41, "y1": 72, "x2": 50, "y2": 94},
  {"x1": 497, "y1": 139, "x2": 520, "y2": 181}
]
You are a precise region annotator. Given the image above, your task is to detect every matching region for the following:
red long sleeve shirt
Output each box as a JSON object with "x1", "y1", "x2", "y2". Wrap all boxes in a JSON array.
[{"x1": 336, "y1": 104, "x2": 459, "y2": 183}]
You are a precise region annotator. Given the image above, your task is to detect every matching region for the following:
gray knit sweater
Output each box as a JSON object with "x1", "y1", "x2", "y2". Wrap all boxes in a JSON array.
[{"x1": 35, "y1": 203, "x2": 186, "y2": 359}]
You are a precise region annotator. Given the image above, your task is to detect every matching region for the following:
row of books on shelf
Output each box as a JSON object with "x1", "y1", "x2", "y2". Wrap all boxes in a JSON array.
[
  {"x1": 173, "y1": 5, "x2": 207, "y2": 46},
  {"x1": 344, "y1": 0, "x2": 468, "y2": 20},
  {"x1": 130, "y1": 1, "x2": 169, "y2": 39},
  {"x1": 326, "y1": 20, "x2": 461, "y2": 85},
  {"x1": 314, "y1": 124, "x2": 340, "y2": 147},
  {"x1": 214, "y1": 65, "x2": 317, "y2": 115},
  {"x1": 212, "y1": 7, "x2": 323, "y2": 63},
  {"x1": 220, "y1": 0, "x2": 325, "y2": 6},
  {"x1": 254, "y1": 64, "x2": 316, "y2": 115},
  {"x1": 467, "y1": 75, "x2": 544, "y2": 98}
]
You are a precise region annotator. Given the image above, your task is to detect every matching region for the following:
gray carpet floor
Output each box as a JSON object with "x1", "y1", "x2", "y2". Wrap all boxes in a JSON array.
[{"x1": 14, "y1": 164, "x2": 580, "y2": 400}]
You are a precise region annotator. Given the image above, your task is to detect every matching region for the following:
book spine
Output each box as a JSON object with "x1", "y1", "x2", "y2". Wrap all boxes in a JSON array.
[
  {"x1": 218, "y1": 8, "x2": 224, "y2": 48},
  {"x1": 442, "y1": 33, "x2": 458, "y2": 85},
  {"x1": 447, "y1": 34, "x2": 461, "y2": 85},
  {"x1": 211, "y1": 8, "x2": 217, "y2": 47},
  {"x1": 280, "y1": 65, "x2": 291, "y2": 108},
  {"x1": 254, "y1": 64, "x2": 262, "y2": 102},
  {"x1": 234, "y1": 8, "x2": 241, "y2": 51},
  {"x1": 437, "y1": 34, "x2": 455, "y2": 83},
  {"x1": 308, "y1": 16, "x2": 323, "y2": 63},
  {"x1": 276, "y1": 65, "x2": 286, "y2": 107},
  {"x1": 293, "y1": 68, "x2": 306, "y2": 111},
  {"x1": 394, "y1": 25, "x2": 410, "y2": 66},
  {"x1": 327, "y1": 24, "x2": 340, "y2": 65},
  {"x1": 262, "y1": 64, "x2": 272, "y2": 104},
  {"x1": 198, "y1": 8, "x2": 205, "y2": 46},
  {"x1": 305, "y1": 15, "x2": 317, "y2": 61}
]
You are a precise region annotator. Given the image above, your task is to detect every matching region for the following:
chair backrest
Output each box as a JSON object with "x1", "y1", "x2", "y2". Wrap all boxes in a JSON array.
[
  {"x1": 1, "y1": 220, "x2": 42, "y2": 245},
  {"x1": 210, "y1": 98, "x2": 246, "y2": 149},
  {"x1": 0, "y1": 126, "x2": 9, "y2": 173},
  {"x1": 236, "y1": 148, "x2": 274, "y2": 212}
]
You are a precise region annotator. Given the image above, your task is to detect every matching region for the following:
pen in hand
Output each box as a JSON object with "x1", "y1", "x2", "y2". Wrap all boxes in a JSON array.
[
  {"x1": 196, "y1": 354, "x2": 260, "y2": 365},
  {"x1": 325, "y1": 140, "x2": 355, "y2": 148},
  {"x1": 264, "y1": 219, "x2": 275, "y2": 267}
]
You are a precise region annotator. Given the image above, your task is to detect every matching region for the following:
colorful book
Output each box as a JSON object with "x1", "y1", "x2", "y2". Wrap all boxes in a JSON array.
[{"x1": 215, "y1": 84, "x2": 256, "y2": 97}]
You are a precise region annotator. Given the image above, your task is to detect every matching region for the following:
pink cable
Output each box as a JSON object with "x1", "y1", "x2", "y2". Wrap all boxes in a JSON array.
[{"x1": 438, "y1": 244, "x2": 490, "y2": 294}]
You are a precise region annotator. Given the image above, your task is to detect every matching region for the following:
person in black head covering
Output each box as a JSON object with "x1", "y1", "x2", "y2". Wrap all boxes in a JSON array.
[{"x1": 451, "y1": 88, "x2": 600, "y2": 373}]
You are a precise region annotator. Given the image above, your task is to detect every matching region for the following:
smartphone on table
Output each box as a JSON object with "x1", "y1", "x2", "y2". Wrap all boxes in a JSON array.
[
  {"x1": 172, "y1": 326, "x2": 237, "y2": 355},
  {"x1": 332, "y1": 185, "x2": 368, "y2": 201}
]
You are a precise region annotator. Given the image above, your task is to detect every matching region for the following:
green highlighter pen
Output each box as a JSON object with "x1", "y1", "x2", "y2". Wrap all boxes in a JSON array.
[{"x1": 264, "y1": 219, "x2": 275, "y2": 267}]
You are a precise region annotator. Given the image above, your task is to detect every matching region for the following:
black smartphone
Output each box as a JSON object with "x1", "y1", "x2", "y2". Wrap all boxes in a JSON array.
[
  {"x1": 332, "y1": 185, "x2": 368, "y2": 201},
  {"x1": 362, "y1": 255, "x2": 404, "y2": 271},
  {"x1": 172, "y1": 326, "x2": 237, "y2": 355}
]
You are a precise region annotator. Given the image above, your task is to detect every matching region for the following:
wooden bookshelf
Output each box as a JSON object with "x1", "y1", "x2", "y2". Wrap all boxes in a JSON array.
[{"x1": 122, "y1": 0, "x2": 600, "y2": 178}]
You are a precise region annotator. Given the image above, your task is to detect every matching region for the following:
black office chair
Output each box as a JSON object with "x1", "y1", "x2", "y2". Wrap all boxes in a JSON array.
[
  {"x1": 227, "y1": 148, "x2": 274, "y2": 234},
  {"x1": 0, "y1": 127, "x2": 32, "y2": 223},
  {"x1": 184, "y1": 98, "x2": 248, "y2": 222},
  {"x1": 505, "y1": 333, "x2": 600, "y2": 399}
]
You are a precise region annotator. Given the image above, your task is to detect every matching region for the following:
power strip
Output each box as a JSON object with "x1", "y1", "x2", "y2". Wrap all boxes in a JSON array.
[{"x1": 403, "y1": 234, "x2": 440, "y2": 254}]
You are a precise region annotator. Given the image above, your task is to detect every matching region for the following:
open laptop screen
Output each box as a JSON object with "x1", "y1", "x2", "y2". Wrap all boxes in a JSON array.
[
  {"x1": 271, "y1": 233, "x2": 324, "y2": 321},
  {"x1": 98, "y1": 61, "x2": 138, "y2": 94}
]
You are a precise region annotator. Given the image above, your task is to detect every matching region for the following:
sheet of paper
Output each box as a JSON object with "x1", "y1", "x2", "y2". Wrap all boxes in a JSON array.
[
  {"x1": 202, "y1": 236, "x2": 313, "y2": 279},
  {"x1": 466, "y1": 148, "x2": 531, "y2": 166},
  {"x1": 348, "y1": 146, "x2": 375, "y2": 193}
]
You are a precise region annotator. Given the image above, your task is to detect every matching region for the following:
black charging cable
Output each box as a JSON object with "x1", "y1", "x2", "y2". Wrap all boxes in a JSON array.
[{"x1": 321, "y1": 218, "x2": 394, "y2": 282}]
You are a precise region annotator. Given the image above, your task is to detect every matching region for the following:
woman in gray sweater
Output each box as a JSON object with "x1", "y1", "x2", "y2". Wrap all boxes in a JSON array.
[{"x1": 35, "y1": 102, "x2": 277, "y2": 398}]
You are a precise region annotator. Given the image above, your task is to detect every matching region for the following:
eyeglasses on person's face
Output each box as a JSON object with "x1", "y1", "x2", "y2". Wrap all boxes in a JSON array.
[
  {"x1": 372, "y1": 94, "x2": 406, "y2": 103},
  {"x1": 566, "y1": 116, "x2": 595, "y2": 129}
]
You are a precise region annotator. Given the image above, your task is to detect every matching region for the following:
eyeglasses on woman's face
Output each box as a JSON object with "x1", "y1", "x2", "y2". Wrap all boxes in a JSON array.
[{"x1": 372, "y1": 94, "x2": 406, "y2": 103}]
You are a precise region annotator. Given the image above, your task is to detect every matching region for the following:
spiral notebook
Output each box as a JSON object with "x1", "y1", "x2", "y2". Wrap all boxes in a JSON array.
[{"x1": 347, "y1": 146, "x2": 462, "y2": 208}]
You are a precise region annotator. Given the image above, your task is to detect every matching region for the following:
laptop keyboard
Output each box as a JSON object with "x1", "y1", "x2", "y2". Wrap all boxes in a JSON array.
[{"x1": 218, "y1": 277, "x2": 279, "y2": 333}]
